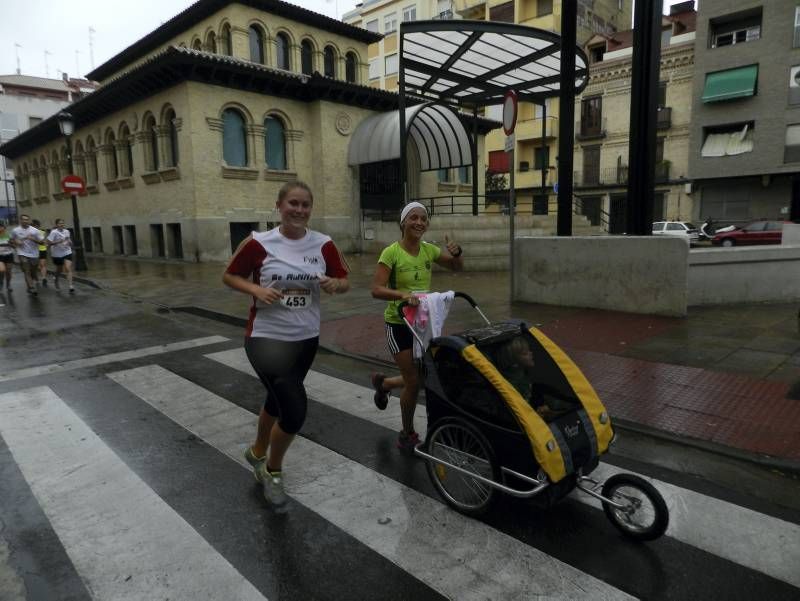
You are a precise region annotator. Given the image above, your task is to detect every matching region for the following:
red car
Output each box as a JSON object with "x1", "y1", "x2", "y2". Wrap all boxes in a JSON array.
[{"x1": 711, "y1": 220, "x2": 790, "y2": 247}]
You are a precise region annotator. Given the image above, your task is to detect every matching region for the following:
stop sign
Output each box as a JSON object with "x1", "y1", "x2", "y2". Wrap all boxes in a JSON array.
[{"x1": 61, "y1": 174, "x2": 86, "y2": 195}]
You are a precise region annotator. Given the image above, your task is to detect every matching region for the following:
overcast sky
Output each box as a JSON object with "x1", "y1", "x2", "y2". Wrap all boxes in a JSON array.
[{"x1": 0, "y1": 0, "x2": 691, "y2": 80}]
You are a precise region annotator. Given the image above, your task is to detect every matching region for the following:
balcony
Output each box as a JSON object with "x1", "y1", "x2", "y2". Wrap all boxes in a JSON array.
[
  {"x1": 573, "y1": 162, "x2": 671, "y2": 187},
  {"x1": 452, "y1": 0, "x2": 486, "y2": 19},
  {"x1": 514, "y1": 167, "x2": 557, "y2": 189},
  {"x1": 656, "y1": 106, "x2": 672, "y2": 130},
  {"x1": 433, "y1": 9, "x2": 454, "y2": 20},
  {"x1": 575, "y1": 118, "x2": 607, "y2": 141},
  {"x1": 516, "y1": 116, "x2": 559, "y2": 141}
]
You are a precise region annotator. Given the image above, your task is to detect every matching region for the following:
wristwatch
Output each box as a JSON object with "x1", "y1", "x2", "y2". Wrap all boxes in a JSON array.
[{"x1": 451, "y1": 245, "x2": 463, "y2": 258}]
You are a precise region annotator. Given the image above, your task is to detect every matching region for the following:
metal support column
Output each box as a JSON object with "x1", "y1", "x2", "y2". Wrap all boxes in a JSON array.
[
  {"x1": 557, "y1": 0, "x2": 577, "y2": 236},
  {"x1": 472, "y1": 106, "x2": 479, "y2": 216},
  {"x1": 626, "y1": 0, "x2": 663, "y2": 235},
  {"x1": 540, "y1": 101, "x2": 547, "y2": 214},
  {"x1": 398, "y1": 30, "x2": 408, "y2": 204}
]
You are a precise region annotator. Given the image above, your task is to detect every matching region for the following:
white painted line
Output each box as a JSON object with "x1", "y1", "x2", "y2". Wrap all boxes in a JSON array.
[
  {"x1": 0, "y1": 386, "x2": 267, "y2": 601},
  {"x1": 206, "y1": 347, "x2": 800, "y2": 588},
  {"x1": 109, "y1": 365, "x2": 635, "y2": 601},
  {"x1": 0, "y1": 335, "x2": 229, "y2": 383}
]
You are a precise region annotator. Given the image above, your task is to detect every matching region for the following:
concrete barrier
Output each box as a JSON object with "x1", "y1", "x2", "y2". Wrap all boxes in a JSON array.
[
  {"x1": 513, "y1": 236, "x2": 689, "y2": 316},
  {"x1": 688, "y1": 246, "x2": 800, "y2": 305},
  {"x1": 782, "y1": 223, "x2": 800, "y2": 245}
]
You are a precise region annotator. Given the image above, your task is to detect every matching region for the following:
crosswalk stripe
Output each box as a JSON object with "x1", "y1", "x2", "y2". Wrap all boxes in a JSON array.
[
  {"x1": 109, "y1": 364, "x2": 636, "y2": 601},
  {"x1": 0, "y1": 335, "x2": 229, "y2": 383},
  {"x1": 0, "y1": 386, "x2": 268, "y2": 601},
  {"x1": 206, "y1": 347, "x2": 800, "y2": 589}
]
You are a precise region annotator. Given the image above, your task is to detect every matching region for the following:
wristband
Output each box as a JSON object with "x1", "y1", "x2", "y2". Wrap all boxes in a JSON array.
[{"x1": 451, "y1": 245, "x2": 463, "y2": 258}]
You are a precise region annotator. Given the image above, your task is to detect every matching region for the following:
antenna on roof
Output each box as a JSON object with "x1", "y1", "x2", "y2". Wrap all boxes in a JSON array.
[
  {"x1": 44, "y1": 50, "x2": 52, "y2": 77},
  {"x1": 89, "y1": 27, "x2": 96, "y2": 69},
  {"x1": 14, "y1": 43, "x2": 22, "y2": 75}
]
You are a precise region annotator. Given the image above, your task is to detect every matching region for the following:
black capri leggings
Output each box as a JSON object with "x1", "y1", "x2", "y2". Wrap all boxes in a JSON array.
[{"x1": 244, "y1": 336, "x2": 319, "y2": 435}]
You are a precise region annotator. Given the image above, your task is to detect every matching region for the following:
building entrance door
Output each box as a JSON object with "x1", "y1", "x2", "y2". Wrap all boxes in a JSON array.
[
  {"x1": 609, "y1": 194, "x2": 627, "y2": 234},
  {"x1": 230, "y1": 222, "x2": 258, "y2": 253}
]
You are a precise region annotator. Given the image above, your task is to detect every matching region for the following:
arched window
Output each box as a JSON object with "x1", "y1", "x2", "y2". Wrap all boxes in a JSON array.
[
  {"x1": 276, "y1": 33, "x2": 290, "y2": 70},
  {"x1": 249, "y1": 25, "x2": 265, "y2": 64},
  {"x1": 105, "y1": 131, "x2": 118, "y2": 180},
  {"x1": 223, "y1": 109, "x2": 248, "y2": 167},
  {"x1": 264, "y1": 116, "x2": 286, "y2": 170},
  {"x1": 220, "y1": 23, "x2": 232, "y2": 56},
  {"x1": 164, "y1": 108, "x2": 179, "y2": 167},
  {"x1": 345, "y1": 52, "x2": 358, "y2": 83},
  {"x1": 50, "y1": 151, "x2": 60, "y2": 192},
  {"x1": 206, "y1": 31, "x2": 217, "y2": 53},
  {"x1": 86, "y1": 137, "x2": 98, "y2": 184},
  {"x1": 120, "y1": 125, "x2": 134, "y2": 176},
  {"x1": 192, "y1": 38, "x2": 202, "y2": 51},
  {"x1": 301, "y1": 40, "x2": 314, "y2": 75},
  {"x1": 324, "y1": 46, "x2": 336, "y2": 78},
  {"x1": 74, "y1": 140, "x2": 86, "y2": 182},
  {"x1": 144, "y1": 114, "x2": 159, "y2": 171}
]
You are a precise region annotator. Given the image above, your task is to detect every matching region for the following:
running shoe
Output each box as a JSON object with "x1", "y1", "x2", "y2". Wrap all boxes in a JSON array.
[
  {"x1": 256, "y1": 463, "x2": 288, "y2": 507},
  {"x1": 69, "y1": 287, "x2": 75, "y2": 295},
  {"x1": 371, "y1": 372, "x2": 389, "y2": 410},
  {"x1": 54, "y1": 278, "x2": 60, "y2": 290},
  {"x1": 41, "y1": 278, "x2": 47, "y2": 287},
  {"x1": 396, "y1": 430, "x2": 420, "y2": 456},
  {"x1": 244, "y1": 446, "x2": 265, "y2": 480}
]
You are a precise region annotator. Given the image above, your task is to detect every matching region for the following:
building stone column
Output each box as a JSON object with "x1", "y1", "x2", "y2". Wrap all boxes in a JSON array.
[
  {"x1": 231, "y1": 26, "x2": 250, "y2": 60},
  {"x1": 248, "y1": 123, "x2": 265, "y2": 167}
]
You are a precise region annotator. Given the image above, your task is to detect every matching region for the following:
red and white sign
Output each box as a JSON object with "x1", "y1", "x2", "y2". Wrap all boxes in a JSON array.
[
  {"x1": 502, "y1": 89, "x2": 518, "y2": 136},
  {"x1": 61, "y1": 174, "x2": 86, "y2": 195}
]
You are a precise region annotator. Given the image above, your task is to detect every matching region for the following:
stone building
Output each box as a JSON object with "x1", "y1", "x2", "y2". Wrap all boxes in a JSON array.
[
  {"x1": 0, "y1": 74, "x2": 97, "y2": 221},
  {"x1": 688, "y1": 0, "x2": 800, "y2": 224},
  {"x1": 0, "y1": 0, "x2": 493, "y2": 262},
  {"x1": 572, "y1": 1, "x2": 697, "y2": 232}
]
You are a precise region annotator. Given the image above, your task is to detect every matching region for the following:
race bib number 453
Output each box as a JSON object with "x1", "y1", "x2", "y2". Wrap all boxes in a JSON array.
[{"x1": 282, "y1": 287, "x2": 311, "y2": 310}]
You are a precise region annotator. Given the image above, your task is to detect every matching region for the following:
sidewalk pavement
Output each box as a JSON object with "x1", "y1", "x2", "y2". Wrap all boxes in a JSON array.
[{"x1": 71, "y1": 254, "x2": 800, "y2": 470}]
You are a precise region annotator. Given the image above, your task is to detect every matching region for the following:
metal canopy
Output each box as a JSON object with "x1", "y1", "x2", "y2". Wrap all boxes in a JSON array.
[
  {"x1": 399, "y1": 20, "x2": 589, "y2": 108},
  {"x1": 348, "y1": 102, "x2": 473, "y2": 170}
]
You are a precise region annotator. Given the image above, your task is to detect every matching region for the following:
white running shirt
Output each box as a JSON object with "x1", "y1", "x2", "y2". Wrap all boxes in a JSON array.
[
  {"x1": 226, "y1": 228, "x2": 349, "y2": 340},
  {"x1": 47, "y1": 228, "x2": 73, "y2": 258},
  {"x1": 11, "y1": 226, "x2": 44, "y2": 258}
]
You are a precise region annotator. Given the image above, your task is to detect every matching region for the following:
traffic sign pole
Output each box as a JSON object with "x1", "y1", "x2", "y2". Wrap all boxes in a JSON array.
[
  {"x1": 62, "y1": 140, "x2": 88, "y2": 272},
  {"x1": 503, "y1": 90, "x2": 518, "y2": 300}
]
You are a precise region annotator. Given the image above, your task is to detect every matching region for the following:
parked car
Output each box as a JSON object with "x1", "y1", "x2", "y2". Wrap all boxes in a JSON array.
[
  {"x1": 711, "y1": 220, "x2": 789, "y2": 247},
  {"x1": 652, "y1": 221, "x2": 699, "y2": 243}
]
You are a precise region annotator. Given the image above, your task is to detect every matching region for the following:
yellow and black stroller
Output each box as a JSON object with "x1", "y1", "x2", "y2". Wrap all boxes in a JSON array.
[{"x1": 402, "y1": 292, "x2": 669, "y2": 542}]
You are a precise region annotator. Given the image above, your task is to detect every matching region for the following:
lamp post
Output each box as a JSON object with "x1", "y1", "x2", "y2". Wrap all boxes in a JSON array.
[{"x1": 56, "y1": 111, "x2": 88, "y2": 272}]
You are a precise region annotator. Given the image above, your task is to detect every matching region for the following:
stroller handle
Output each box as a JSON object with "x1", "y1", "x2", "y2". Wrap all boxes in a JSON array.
[{"x1": 397, "y1": 291, "x2": 489, "y2": 324}]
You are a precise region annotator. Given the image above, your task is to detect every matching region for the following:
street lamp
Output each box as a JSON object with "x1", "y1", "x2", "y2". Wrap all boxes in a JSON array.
[{"x1": 56, "y1": 110, "x2": 88, "y2": 272}]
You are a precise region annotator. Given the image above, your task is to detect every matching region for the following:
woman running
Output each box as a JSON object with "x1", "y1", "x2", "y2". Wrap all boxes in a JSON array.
[
  {"x1": 0, "y1": 222, "x2": 15, "y2": 291},
  {"x1": 223, "y1": 181, "x2": 350, "y2": 507},
  {"x1": 32, "y1": 219, "x2": 49, "y2": 287},
  {"x1": 47, "y1": 219, "x2": 75, "y2": 293},
  {"x1": 370, "y1": 202, "x2": 464, "y2": 454}
]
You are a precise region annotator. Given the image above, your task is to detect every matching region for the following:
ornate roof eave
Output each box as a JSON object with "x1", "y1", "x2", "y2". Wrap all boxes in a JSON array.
[{"x1": 1, "y1": 47, "x2": 499, "y2": 160}]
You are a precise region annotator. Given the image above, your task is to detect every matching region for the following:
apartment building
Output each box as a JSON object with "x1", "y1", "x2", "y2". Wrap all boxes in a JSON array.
[
  {"x1": 344, "y1": 0, "x2": 632, "y2": 216},
  {"x1": 688, "y1": 0, "x2": 800, "y2": 224},
  {"x1": 572, "y1": 2, "x2": 696, "y2": 232}
]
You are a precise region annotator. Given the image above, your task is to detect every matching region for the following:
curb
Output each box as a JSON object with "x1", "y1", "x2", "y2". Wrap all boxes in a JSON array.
[{"x1": 85, "y1": 300, "x2": 800, "y2": 477}]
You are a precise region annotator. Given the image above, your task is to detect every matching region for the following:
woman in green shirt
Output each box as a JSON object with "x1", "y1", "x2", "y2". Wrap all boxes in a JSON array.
[{"x1": 370, "y1": 202, "x2": 464, "y2": 454}]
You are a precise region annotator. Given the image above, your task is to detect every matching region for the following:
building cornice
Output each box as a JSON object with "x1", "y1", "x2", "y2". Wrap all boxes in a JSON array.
[{"x1": 87, "y1": 0, "x2": 382, "y2": 82}]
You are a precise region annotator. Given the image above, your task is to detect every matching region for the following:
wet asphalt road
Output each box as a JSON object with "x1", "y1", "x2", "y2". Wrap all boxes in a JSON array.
[{"x1": 1, "y1": 281, "x2": 799, "y2": 601}]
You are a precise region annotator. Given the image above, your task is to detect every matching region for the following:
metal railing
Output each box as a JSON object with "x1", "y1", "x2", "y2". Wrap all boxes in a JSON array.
[
  {"x1": 656, "y1": 106, "x2": 672, "y2": 130},
  {"x1": 575, "y1": 118, "x2": 607, "y2": 140},
  {"x1": 574, "y1": 162, "x2": 671, "y2": 187},
  {"x1": 573, "y1": 194, "x2": 609, "y2": 231},
  {"x1": 433, "y1": 9, "x2": 454, "y2": 19}
]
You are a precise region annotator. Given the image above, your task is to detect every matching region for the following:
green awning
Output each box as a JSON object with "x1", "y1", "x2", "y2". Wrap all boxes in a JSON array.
[{"x1": 702, "y1": 65, "x2": 758, "y2": 103}]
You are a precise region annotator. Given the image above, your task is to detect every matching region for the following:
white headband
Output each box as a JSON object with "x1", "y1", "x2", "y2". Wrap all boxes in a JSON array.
[{"x1": 400, "y1": 202, "x2": 428, "y2": 224}]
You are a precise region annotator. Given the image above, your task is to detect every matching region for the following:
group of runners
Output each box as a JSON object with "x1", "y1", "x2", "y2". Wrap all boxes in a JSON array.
[
  {"x1": 224, "y1": 181, "x2": 463, "y2": 507},
  {"x1": 0, "y1": 214, "x2": 76, "y2": 295}
]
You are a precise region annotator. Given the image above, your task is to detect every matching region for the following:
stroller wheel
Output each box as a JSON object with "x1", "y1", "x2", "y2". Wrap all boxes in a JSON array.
[
  {"x1": 601, "y1": 473, "x2": 669, "y2": 541},
  {"x1": 425, "y1": 418, "x2": 499, "y2": 517}
]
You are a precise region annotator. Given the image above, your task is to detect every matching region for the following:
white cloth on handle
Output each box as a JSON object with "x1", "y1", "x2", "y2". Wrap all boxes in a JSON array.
[{"x1": 410, "y1": 291, "x2": 455, "y2": 359}]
